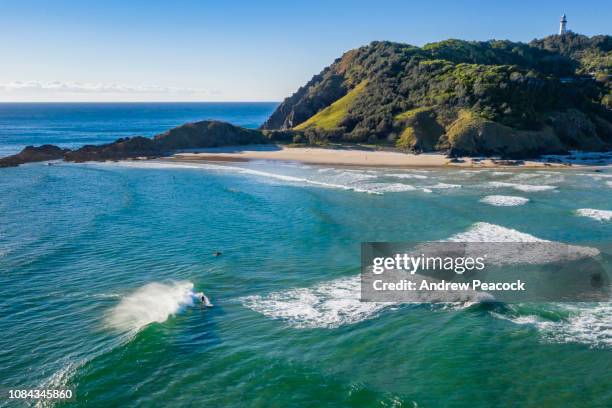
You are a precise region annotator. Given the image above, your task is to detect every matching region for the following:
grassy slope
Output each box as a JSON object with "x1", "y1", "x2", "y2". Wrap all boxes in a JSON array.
[
  {"x1": 294, "y1": 80, "x2": 367, "y2": 130},
  {"x1": 394, "y1": 106, "x2": 432, "y2": 122}
]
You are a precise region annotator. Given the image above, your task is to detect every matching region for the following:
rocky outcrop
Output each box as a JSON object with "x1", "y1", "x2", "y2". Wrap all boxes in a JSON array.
[
  {"x1": 64, "y1": 136, "x2": 161, "y2": 162},
  {"x1": 2, "y1": 120, "x2": 270, "y2": 168},
  {"x1": 0, "y1": 145, "x2": 69, "y2": 168},
  {"x1": 154, "y1": 120, "x2": 266, "y2": 150}
]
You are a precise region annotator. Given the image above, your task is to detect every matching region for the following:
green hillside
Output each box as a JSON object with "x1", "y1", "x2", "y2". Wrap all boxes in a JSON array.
[{"x1": 262, "y1": 34, "x2": 612, "y2": 157}]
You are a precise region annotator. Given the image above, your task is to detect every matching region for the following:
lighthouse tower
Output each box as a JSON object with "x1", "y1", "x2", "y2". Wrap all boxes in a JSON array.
[{"x1": 559, "y1": 14, "x2": 567, "y2": 35}]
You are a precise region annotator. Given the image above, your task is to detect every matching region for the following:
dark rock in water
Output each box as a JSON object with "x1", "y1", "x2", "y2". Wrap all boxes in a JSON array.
[
  {"x1": 0, "y1": 145, "x2": 69, "y2": 168},
  {"x1": 64, "y1": 136, "x2": 161, "y2": 163},
  {"x1": 1, "y1": 120, "x2": 274, "y2": 168},
  {"x1": 153, "y1": 120, "x2": 266, "y2": 150}
]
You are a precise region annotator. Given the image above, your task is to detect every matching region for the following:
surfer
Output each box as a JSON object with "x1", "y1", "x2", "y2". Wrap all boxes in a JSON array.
[{"x1": 200, "y1": 293, "x2": 213, "y2": 307}]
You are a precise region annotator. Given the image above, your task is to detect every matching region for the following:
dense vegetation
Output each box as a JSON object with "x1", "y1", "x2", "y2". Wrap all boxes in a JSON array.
[{"x1": 262, "y1": 34, "x2": 612, "y2": 157}]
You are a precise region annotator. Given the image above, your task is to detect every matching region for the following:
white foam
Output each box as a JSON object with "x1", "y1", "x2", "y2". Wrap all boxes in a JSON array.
[
  {"x1": 444, "y1": 223, "x2": 599, "y2": 271},
  {"x1": 338, "y1": 171, "x2": 378, "y2": 181},
  {"x1": 512, "y1": 172, "x2": 546, "y2": 180},
  {"x1": 101, "y1": 160, "x2": 441, "y2": 196},
  {"x1": 241, "y1": 276, "x2": 391, "y2": 328},
  {"x1": 575, "y1": 208, "x2": 612, "y2": 222},
  {"x1": 447, "y1": 222, "x2": 544, "y2": 242},
  {"x1": 607, "y1": 181, "x2": 612, "y2": 188},
  {"x1": 106, "y1": 281, "x2": 200, "y2": 332},
  {"x1": 277, "y1": 162, "x2": 313, "y2": 170},
  {"x1": 442, "y1": 223, "x2": 603, "y2": 350},
  {"x1": 244, "y1": 222, "x2": 599, "y2": 329},
  {"x1": 480, "y1": 195, "x2": 529, "y2": 207},
  {"x1": 510, "y1": 172, "x2": 565, "y2": 185},
  {"x1": 364, "y1": 182, "x2": 417, "y2": 193},
  {"x1": 230, "y1": 166, "x2": 381, "y2": 194},
  {"x1": 99, "y1": 161, "x2": 207, "y2": 170},
  {"x1": 111, "y1": 161, "x2": 391, "y2": 195},
  {"x1": 488, "y1": 181, "x2": 556, "y2": 192},
  {"x1": 343, "y1": 169, "x2": 379, "y2": 174},
  {"x1": 496, "y1": 303, "x2": 612, "y2": 348},
  {"x1": 576, "y1": 172, "x2": 612, "y2": 180},
  {"x1": 542, "y1": 304, "x2": 612, "y2": 348},
  {"x1": 428, "y1": 183, "x2": 462, "y2": 189},
  {"x1": 385, "y1": 173, "x2": 428, "y2": 179}
]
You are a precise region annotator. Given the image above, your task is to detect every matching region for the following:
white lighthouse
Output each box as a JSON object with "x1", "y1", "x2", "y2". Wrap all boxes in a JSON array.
[{"x1": 559, "y1": 14, "x2": 568, "y2": 35}]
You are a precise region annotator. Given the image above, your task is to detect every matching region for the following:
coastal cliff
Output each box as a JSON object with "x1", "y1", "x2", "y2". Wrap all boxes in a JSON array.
[
  {"x1": 2, "y1": 34, "x2": 611, "y2": 168},
  {"x1": 263, "y1": 33, "x2": 612, "y2": 157}
]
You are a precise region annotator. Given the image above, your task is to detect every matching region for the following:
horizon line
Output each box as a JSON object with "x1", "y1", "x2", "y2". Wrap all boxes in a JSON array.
[{"x1": 0, "y1": 100, "x2": 281, "y2": 104}]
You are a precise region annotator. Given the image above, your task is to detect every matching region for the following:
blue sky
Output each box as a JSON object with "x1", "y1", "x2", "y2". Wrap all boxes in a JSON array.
[{"x1": 1, "y1": 0, "x2": 610, "y2": 102}]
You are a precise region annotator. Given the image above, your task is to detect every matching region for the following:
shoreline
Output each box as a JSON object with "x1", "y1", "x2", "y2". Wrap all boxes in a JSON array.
[{"x1": 165, "y1": 145, "x2": 611, "y2": 169}]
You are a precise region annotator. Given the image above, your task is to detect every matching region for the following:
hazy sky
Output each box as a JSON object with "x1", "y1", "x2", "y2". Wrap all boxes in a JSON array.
[{"x1": 1, "y1": 0, "x2": 610, "y2": 102}]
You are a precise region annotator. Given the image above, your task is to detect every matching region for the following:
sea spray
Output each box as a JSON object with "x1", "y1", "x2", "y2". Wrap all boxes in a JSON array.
[{"x1": 106, "y1": 281, "x2": 199, "y2": 332}]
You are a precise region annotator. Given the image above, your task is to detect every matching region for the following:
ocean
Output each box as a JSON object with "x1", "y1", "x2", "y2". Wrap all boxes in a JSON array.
[
  {"x1": 0, "y1": 102, "x2": 277, "y2": 157},
  {"x1": 0, "y1": 103, "x2": 611, "y2": 407}
]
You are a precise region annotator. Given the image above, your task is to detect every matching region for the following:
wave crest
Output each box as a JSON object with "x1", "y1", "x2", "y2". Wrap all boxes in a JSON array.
[{"x1": 106, "y1": 281, "x2": 199, "y2": 332}]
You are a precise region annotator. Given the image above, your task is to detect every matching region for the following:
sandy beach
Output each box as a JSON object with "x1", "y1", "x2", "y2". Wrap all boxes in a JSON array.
[{"x1": 166, "y1": 145, "x2": 591, "y2": 168}]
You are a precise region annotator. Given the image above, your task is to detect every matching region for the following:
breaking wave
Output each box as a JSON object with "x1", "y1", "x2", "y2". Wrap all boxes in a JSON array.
[
  {"x1": 447, "y1": 224, "x2": 611, "y2": 349},
  {"x1": 241, "y1": 276, "x2": 391, "y2": 329},
  {"x1": 447, "y1": 222, "x2": 544, "y2": 242},
  {"x1": 480, "y1": 195, "x2": 529, "y2": 206},
  {"x1": 493, "y1": 303, "x2": 612, "y2": 348},
  {"x1": 575, "y1": 208, "x2": 612, "y2": 222},
  {"x1": 428, "y1": 183, "x2": 462, "y2": 189},
  {"x1": 106, "y1": 281, "x2": 202, "y2": 332},
  {"x1": 242, "y1": 222, "x2": 553, "y2": 329},
  {"x1": 385, "y1": 173, "x2": 428, "y2": 179},
  {"x1": 488, "y1": 181, "x2": 557, "y2": 192},
  {"x1": 105, "y1": 161, "x2": 428, "y2": 195}
]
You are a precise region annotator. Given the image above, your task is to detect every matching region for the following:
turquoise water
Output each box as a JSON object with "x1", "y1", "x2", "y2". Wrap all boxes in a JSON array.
[{"x1": 1, "y1": 106, "x2": 611, "y2": 407}]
